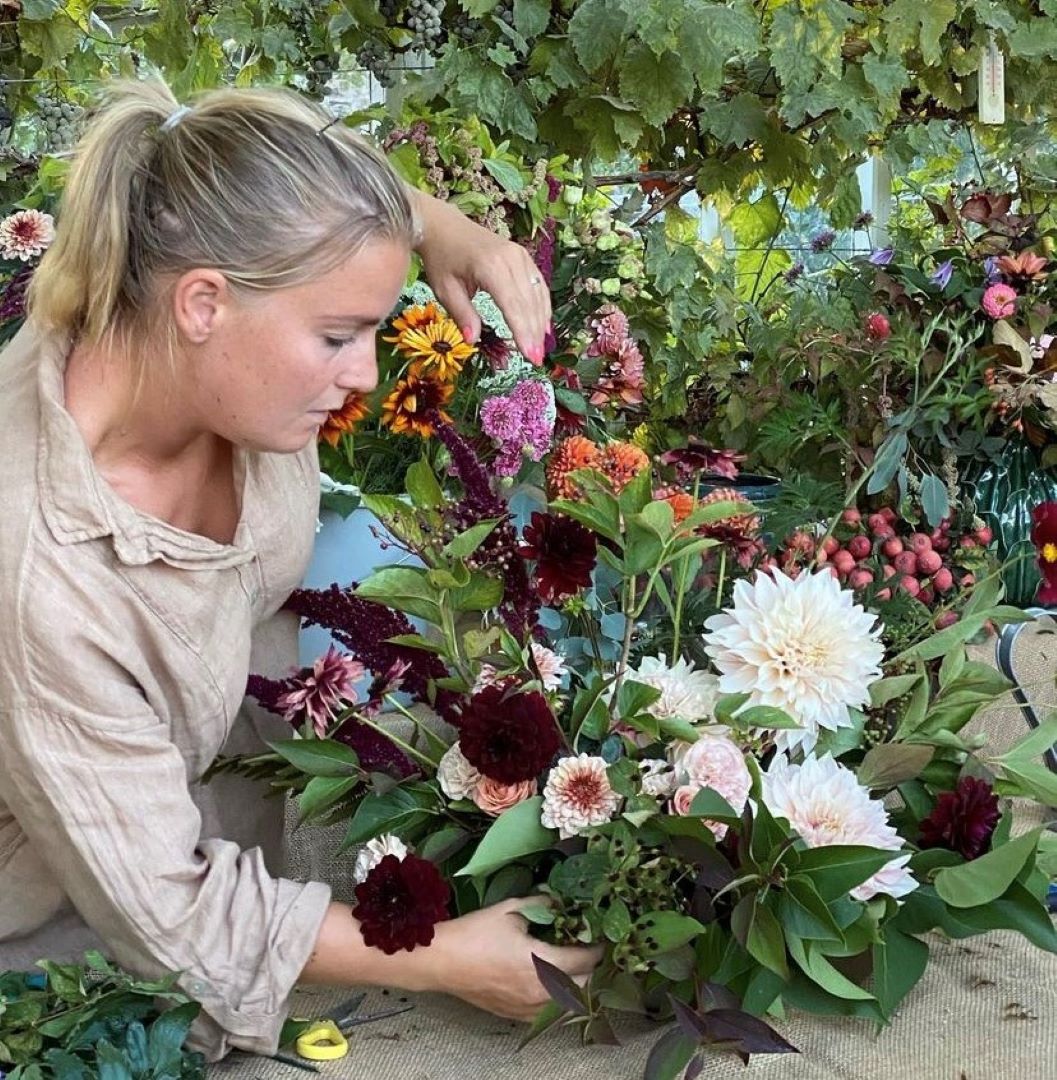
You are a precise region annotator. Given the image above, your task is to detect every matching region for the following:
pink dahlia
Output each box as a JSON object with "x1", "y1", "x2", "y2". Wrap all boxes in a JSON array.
[
  {"x1": 276, "y1": 645, "x2": 364, "y2": 737},
  {"x1": 981, "y1": 282, "x2": 1017, "y2": 319},
  {"x1": 540, "y1": 753, "x2": 622, "y2": 838},
  {"x1": 0, "y1": 209, "x2": 55, "y2": 262}
]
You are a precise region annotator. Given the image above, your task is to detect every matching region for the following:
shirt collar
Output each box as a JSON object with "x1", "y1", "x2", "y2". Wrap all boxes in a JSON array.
[{"x1": 35, "y1": 327, "x2": 257, "y2": 570}]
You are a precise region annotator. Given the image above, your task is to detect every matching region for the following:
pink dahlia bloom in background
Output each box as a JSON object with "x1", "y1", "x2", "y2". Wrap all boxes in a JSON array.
[
  {"x1": 670, "y1": 732, "x2": 752, "y2": 839},
  {"x1": 981, "y1": 282, "x2": 1018, "y2": 319},
  {"x1": 276, "y1": 645, "x2": 364, "y2": 737},
  {"x1": 0, "y1": 209, "x2": 55, "y2": 261},
  {"x1": 480, "y1": 380, "x2": 555, "y2": 477},
  {"x1": 472, "y1": 775, "x2": 537, "y2": 816}
]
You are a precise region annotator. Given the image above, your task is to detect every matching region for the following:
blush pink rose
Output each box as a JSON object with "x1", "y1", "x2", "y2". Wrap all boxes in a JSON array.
[
  {"x1": 473, "y1": 776, "x2": 537, "y2": 816},
  {"x1": 669, "y1": 782, "x2": 731, "y2": 841}
]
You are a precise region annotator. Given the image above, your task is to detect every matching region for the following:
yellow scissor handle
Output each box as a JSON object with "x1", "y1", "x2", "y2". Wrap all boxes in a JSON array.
[{"x1": 296, "y1": 1019, "x2": 349, "y2": 1061}]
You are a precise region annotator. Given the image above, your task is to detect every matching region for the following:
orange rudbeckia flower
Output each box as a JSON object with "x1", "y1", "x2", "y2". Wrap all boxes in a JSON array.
[
  {"x1": 380, "y1": 370, "x2": 455, "y2": 437},
  {"x1": 318, "y1": 392, "x2": 371, "y2": 447}
]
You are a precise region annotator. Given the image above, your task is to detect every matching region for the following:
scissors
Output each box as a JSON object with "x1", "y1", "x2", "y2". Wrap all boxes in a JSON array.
[{"x1": 293, "y1": 992, "x2": 416, "y2": 1062}]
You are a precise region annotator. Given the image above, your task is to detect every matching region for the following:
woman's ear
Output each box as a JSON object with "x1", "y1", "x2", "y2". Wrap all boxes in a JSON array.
[{"x1": 171, "y1": 268, "x2": 231, "y2": 344}]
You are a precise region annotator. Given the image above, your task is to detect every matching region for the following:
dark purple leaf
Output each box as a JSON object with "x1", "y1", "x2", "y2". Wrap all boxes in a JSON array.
[
  {"x1": 531, "y1": 953, "x2": 588, "y2": 1016},
  {"x1": 584, "y1": 1013, "x2": 621, "y2": 1045},
  {"x1": 706, "y1": 1009, "x2": 799, "y2": 1055},
  {"x1": 690, "y1": 885, "x2": 716, "y2": 925},
  {"x1": 668, "y1": 995, "x2": 710, "y2": 1041},
  {"x1": 684, "y1": 1053, "x2": 705, "y2": 1080},
  {"x1": 697, "y1": 982, "x2": 740, "y2": 1012},
  {"x1": 644, "y1": 1026, "x2": 697, "y2": 1080}
]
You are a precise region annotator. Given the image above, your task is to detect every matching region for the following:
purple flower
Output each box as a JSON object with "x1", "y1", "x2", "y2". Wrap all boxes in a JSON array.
[
  {"x1": 810, "y1": 229, "x2": 836, "y2": 253},
  {"x1": 931, "y1": 259, "x2": 954, "y2": 288},
  {"x1": 0, "y1": 264, "x2": 32, "y2": 321},
  {"x1": 275, "y1": 645, "x2": 364, "y2": 737},
  {"x1": 545, "y1": 175, "x2": 562, "y2": 203},
  {"x1": 480, "y1": 381, "x2": 555, "y2": 477},
  {"x1": 983, "y1": 256, "x2": 1002, "y2": 283},
  {"x1": 853, "y1": 210, "x2": 874, "y2": 230},
  {"x1": 533, "y1": 217, "x2": 557, "y2": 288},
  {"x1": 783, "y1": 261, "x2": 805, "y2": 285},
  {"x1": 868, "y1": 247, "x2": 895, "y2": 266}
]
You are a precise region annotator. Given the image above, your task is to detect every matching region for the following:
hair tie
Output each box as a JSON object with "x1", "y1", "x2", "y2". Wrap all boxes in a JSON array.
[{"x1": 160, "y1": 104, "x2": 192, "y2": 133}]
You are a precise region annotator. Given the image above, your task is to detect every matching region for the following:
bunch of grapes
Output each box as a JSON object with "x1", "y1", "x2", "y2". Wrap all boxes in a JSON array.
[
  {"x1": 406, "y1": 0, "x2": 444, "y2": 51},
  {"x1": 356, "y1": 38, "x2": 397, "y2": 87},
  {"x1": 35, "y1": 95, "x2": 82, "y2": 153},
  {"x1": 379, "y1": 0, "x2": 402, "y2": 19},
  {"x1": 492, "y1": 0, "x2": 515, "y2": 28}
]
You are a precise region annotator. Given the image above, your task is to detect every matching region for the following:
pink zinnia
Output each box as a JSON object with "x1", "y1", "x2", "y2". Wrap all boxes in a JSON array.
[
  {"x1": 981, "y1": 282, "x2": 1017, "y2": 319},
  {"x1": 276, "y1": 645, "x2": 364, "y2": 737},
  {"x1": 0, "y1": 209, "x2": 55, "y2": 262}
]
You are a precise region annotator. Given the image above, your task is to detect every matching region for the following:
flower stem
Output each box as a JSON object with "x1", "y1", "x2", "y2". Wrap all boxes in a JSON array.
[{"x1": 358, "y1": 699, "x2": 442, "y2": 770}]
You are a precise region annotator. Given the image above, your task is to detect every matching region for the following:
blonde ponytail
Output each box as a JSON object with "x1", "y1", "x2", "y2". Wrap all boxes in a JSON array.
[{"x1": 28, "y1": 79, "x2": 416, "y2": 353}]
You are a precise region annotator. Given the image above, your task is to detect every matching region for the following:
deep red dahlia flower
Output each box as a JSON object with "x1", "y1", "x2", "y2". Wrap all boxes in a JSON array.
[
  {"x1": 457, "y1": 684, "x2": 560, "y2": 783},
  {"x1": 919, "y1": 776, "x2": 1000, "y2": 860},
  {"x1": 353, "y1": 854, "x2": 451, "y2": 954},
  {"x1": 1031, "y1": 501, "x2": 1057, "y2": 605},
  {"x1": 519, "y1": 511, "x2": 597, "y2": 605}
]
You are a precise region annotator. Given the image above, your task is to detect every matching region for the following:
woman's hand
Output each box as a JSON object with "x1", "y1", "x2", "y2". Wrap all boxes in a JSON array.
[
  {"x1": 411, "y1": 190, "x2": 551, "y2": 365},
  {"x1": 420, "y1": 898, "x2": 603, "y2": 1021}
]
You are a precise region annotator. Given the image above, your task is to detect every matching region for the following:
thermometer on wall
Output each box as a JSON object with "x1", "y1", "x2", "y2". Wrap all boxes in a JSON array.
[{"x1": 978, "y1": 31, "x2": 1006, "y2": 125}]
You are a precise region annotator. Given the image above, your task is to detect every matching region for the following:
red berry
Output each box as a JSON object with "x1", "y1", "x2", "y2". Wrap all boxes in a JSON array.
[
  {"x1": 919, "y1": 586, "x2": 935, "y2": 606},
  {"x1": 841, "y1": 508, "x2": 861, "y2": 526},
  {"x1": 882, "y1": 563, "x2": 898, "y2": 580},
  {"x1": 865, "y1": 312, "x2": 891, "y2": 341},
  {"x1": 935, "y1": 611, "x2": 959, "y2": 630},
  {"x1": 932, "y1": 567, "x2": 954, "y2": 592},
  {"x1": 876, "y1": 587, "x2": 892, "y2": 601},
  {"x1": 933, "y1": 537, "x2": 950, "y2": 553},
  {"x1": 917, "y1": 550, "x2": 943, "y2": 575},
  {"x1": 975, "y1": 525, "x2": 993, "y2": 546},
  {"x1": 899, "y1": 575, "x2": 921, "y2": 596},
  {"x1": 893, "y1": 551, "x2": 918, "y2": 575},
  {"x1": 908, "y1": 533, "x2": 933, "y2": 555},
  {"x1": 867, "y1": 513, "x2": 888, "y2": 534},
  {"x1": 848, "y1": 568, "x2": 875, "y2": 589},
  {"x1": 874, "y1": 524, "x2": 896, "y2": 540},
  {"x1": 848, "y1": 535, "x2": 872, "y2": 560},
  {"x1": 940, "y1": 518, "x2": 951, "y2": 533},
  {"x1": 822, "y1": 536, "x2": 840, "y2": 556},
  {"x1": 833, "y1": 550, "x2": 856, "y2": 574},
  {"x1": 882, "y1": 537, "x2": 904, "y2": 558},
  {"x1": 879, "y1": 506, "x2": 897, "y2": 524}
]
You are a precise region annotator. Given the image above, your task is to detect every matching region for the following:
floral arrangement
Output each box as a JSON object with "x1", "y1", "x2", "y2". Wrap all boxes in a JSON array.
[{"x1": 223, "y1": 418, "x2": 1056, "y2": 1077}]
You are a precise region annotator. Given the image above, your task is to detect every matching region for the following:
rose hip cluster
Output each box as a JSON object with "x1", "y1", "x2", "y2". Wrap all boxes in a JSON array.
[{"x1": 773, "y1": 506, "x2": 993, "y2": 625}]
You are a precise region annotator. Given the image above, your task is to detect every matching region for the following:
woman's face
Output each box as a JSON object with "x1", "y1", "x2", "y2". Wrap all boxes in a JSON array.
[{"x1": 190, "y1": 237, "x2": 411, "y2": 454}]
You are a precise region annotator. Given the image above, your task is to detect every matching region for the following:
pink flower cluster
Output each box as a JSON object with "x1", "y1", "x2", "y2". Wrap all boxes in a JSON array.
[
  {"x1": 585, "y1": 303, "x2": 645, "y2": 407},
  {"x1": 480, "y1": 380, "x2": 555, "y2": 477}
]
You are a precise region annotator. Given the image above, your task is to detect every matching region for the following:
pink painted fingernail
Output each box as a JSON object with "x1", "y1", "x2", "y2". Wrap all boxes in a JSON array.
[{"x1": 461, "y1": 324, "x2": 476, "y2": 343}]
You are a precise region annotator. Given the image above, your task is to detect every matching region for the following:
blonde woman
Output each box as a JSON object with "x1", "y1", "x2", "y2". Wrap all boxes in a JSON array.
[{"x1": 0, "y1": 81, "x2": 599, "y2": 1061}]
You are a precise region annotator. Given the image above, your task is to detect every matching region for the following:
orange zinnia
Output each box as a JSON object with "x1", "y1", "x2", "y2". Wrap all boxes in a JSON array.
[
  {"x1": 380, "y1": 370, "x2": 455, "y2": 437},
  {"x1": 546, "y1": 435, "x2": 603, "y2": 499},
  {"x1": 318, "y1": 392, "x2": 371, "y2": 447}
]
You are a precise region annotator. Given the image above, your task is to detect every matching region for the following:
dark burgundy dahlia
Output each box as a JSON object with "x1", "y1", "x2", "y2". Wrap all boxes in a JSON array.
[
  {"x1": 919, "y1": 776, "x2": 1000, "y2": 860},
  {"x1": 519, "y1": 511, "x2": 597, "y2": 605},
  {"x1": 457, "y1": 684, "x2": 560, "y2": 783},
  {"x1": 1031, "y1": 501, "x2": 1057, "y2": 605},
  {"x1": 353, "y1": 854, "x2": 451, "y2": 954}
]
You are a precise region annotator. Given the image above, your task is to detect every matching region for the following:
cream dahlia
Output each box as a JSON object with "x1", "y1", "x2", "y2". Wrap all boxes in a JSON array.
[
  {"x1": 703, "y1": 569, "x2": 884, "y2": 753},
  {"x1": 437, "y1": 741, "x2": 481, "y2": 801},
  {"x1": 627, "y1": 654, "x2": 720, "y2": 722},
  {"x1": 762, "y1": 754, "x2": 917, "y2": 902},
  {"x1": 530, "y1": 642, "x2": 568, "y2": 692},
  {"x1": 0, "y1": 209, "x2": 55, "y2": 261},
  {"x1": 352, "y1": 833, "x2": 409, "y2": 885},
  {"x1": 540, "y1": 753, "x2": 622, "y2": 839}
]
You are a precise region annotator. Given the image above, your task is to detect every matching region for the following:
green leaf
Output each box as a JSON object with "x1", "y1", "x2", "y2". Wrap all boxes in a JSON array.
[
  {"x1": 866, "y1": 431, "x2": 908, "y2": 495},
  {"x1": 882, "y1": 0, "x2": 957, "y2": 66},
  {"x1": 787, "y1": 935, "x2": 874, "y2": 1002},
  {"x1": 872, "y1": 929, "x2": 928, "y2": 1019},
  {"x1": 919, "y1": 473, "x2": 949, "y2": 528},
  {"x1": 616, "y1": 678, "x2": 663, "y2": 720},
  {"x1": 737, "y1": 705, "x2": 801, "y2": 730},
  {"x1": 355, "y1": 567, "x2": 441, "y2": 623},
  {"x1": 342, "y1": 784, "x2": 437, "y2": 847},
  {"x1": 688, "y1": 786, "x2": 740, "y2": 823},
  {"x1": 481, "y1": 158, "x2": 526, "y2": 194},
  {"x1": 455, "y1": 797, "x2": 556, "y2": 877},
  {"x1": 999, "y1": 716, "x2": 1057, "y2": 765},
  {"x1": 995, "y1": 758, "x2": 1057, "y2": 805},
  {"x1": 603, "y1": 898, "x2": 633, "y2": 942},
  {"x1": 567, "y1": 0, "x2": 629, "y2": 72},
  {"x1": 780, "y1": 876, "x2": 844, "y2": 943},
  {"x1": 404, "y1": 458, "x2": 444, "y2": 509},
  {"x1": 451, "y1": 571, "x2": 504, "y2": 612},
  {"x1": 297, "y1": 775, "x2": 360, "y2": 822},
  {"x1": 796, "y1": 846, "x2": 899, "y2": 902},
  {"x1": 442, "y1": 519, "x2": 500, "y2": 560},
  {"x1": 512, "y1": 0, "x2": 550, "y2": 36},
  {"x1": 618, "y1": 43, "x2": 693, "y2": 127},
  {"x1": 934, "y1": 828, "x2": 1043, "y2": 908},
  {"x1": 267, "y1": 739, "x2": 360, "y2": 778},
  {"x1": 856, "y1": 743, "x2": 933, "y2": 790},
  {"x1": 643, "y1": 1025, "x2": 697, "y2": 1080},
  {"x1": 945, "y1": 880, "x2": 1057, "y2": 953},
  {"x1": 869, "y1": 674, "x2": 923, "y2": 708},
  {"x1": 634, "y1": 911, "x2": 706, "y2": 952},
  {"x1": 746, "y1": 899, "x2": 790, "y2": 980}
]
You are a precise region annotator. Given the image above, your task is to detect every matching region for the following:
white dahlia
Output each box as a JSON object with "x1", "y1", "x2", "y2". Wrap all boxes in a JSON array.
[
  {"x1": 627, "y1": 654, "x2": 720, "y2": 721},
  {"x1": 530, "y1": 643, "x2": 568, "y2": 692},
  {"x1": 762, "y1": 754, "x2": 917, "y2": 903},
  {"x1": 540, "y1": 754, "x2": 622, "y2": 839},
  {"x1": 703, "y1": 569, "x2": 883, "y2": 753},
  {"x1": 0, "y1": 209, "x2": 54, "y2": 261},
  {"x1": 437, "y1": 741, "x2": 481, "y2": 801},
  {"x1": 352, "y1": 833, "x2": 408, "y2": 885}
]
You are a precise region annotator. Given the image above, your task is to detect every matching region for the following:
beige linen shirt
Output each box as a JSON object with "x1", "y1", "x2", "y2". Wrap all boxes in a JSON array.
[{"x1": 0, "y1": 323, "x2": 333, "y2": 1060}]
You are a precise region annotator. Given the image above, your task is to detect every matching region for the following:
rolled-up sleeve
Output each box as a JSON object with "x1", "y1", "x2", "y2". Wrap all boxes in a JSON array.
[{"x1": 0, "y1": 700, "x2": 331, "y2": 1060}]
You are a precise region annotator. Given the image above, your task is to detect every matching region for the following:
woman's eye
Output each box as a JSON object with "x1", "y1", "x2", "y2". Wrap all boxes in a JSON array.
[{"x1": 324, "y1": 335, "x2": 353, "y2": 349}]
